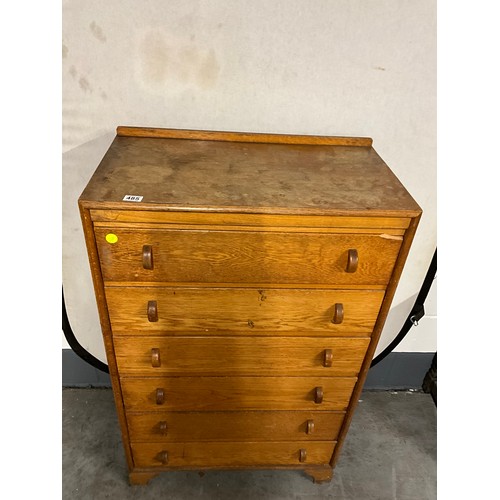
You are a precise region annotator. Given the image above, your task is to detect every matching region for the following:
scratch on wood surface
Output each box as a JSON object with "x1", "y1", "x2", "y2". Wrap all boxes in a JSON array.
[{"x1": 379, "y1": 233, "x2": 403, "y2": 241}]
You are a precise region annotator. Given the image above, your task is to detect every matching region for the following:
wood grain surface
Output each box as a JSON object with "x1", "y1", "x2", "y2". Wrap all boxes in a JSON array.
[
  {"x1": 79, "y1": 132, "x2": 421, "y2": 217},
  {"x1": 126, "y1": 410, "x2": 345, "y2": 443},
  {"x1": 114, "y1": 336, "x2": 370, "y2": 377},
  {"x1": 78, "y1": 126, "x2": 422, "y2": 482},
  {"x1": 95, "y1": 227, "x2": 402, "y2": 286},
  {"x1": 329, "y1": 213, "x2": 422, "y2": 469},
  {"x1": 120, "y1": 376, "x2": 357, "y2": 411},
  {"x1": 131, "y1": 440, "x2": 336, "y2": 468},
  {"x1": 90, "y1": 209, "x2": 412, "y2": 229},
  {"x1": 78, "y1": 205, "x2": 136, "y2": 471},
  {"x1": 105, "y1": 287, "x2": 384, "y2": 335},
  {"x1": 116, "y1": 126, "x2": 372, "y2": 146}
]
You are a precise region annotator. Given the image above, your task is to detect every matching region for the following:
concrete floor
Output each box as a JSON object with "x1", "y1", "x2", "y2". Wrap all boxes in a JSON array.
[{"x1": 62, "y1": 388, "x2": 436, "y2": 500}]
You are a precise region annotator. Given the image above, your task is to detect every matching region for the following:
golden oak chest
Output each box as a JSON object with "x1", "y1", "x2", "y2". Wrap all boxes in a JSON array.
[{"x1": 78, "y1": 126, "x2": 421, "y2": 484}]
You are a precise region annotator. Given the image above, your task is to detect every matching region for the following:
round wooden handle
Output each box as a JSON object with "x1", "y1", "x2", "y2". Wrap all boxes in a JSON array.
[
  {"x1": 323, "y1": 349, "x2": 333, "y2": 367},
  {"x1": 158, "y1": 421, "x2": 168, "y2": 435},
  {"x1": 346, "y1": 249, "x2": 359, "y2": 273},
  {"x1": 306, "y1": 419, "x2": 315, "y2": 435},
  {"x1": 142, "y1": 245, "x2": 154, "y2": 270},
  {"x1": 151, "y1": 348, "x2": 161, "y2": 367},
  {"x1": 156, "y1": 388, "x2": 165, "y2": 405},
  {"x1": 299, "y1": 448, "x2": 307, "y2": 463},
  {"x1": 156, "y1": 450, "x2": 168, "y2": 464},
  {"x1": 147, "y1": 300, "x2": 158, "y2": 322},
  {"x1": 314, "y1": 386, "x2": 324, "y2": 404},
  {"x1": 332, "y1": 303, "x2": 344, "y2": 324}
]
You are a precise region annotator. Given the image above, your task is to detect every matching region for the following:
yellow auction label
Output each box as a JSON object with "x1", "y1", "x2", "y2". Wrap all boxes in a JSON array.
[{"x1": 105, "y1": 233, "x2": 118, "y2": 244}]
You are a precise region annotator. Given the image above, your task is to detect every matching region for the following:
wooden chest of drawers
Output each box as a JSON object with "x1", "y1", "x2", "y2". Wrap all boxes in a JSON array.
[{"x1": 78, "y1": 126, "x2": 421, "y2": 484}]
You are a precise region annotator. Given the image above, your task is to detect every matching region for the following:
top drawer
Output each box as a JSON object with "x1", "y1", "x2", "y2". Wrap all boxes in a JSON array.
[{"x1": 94, "y1": 227, "x2": 403, "y2": 286}]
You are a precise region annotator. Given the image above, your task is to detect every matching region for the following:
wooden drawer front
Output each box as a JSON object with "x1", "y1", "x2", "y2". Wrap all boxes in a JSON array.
[
  {"x1": 127, "y1": 410, "x2": 345, "y2": 443},
  {"x1": 115, "y1": 337, "x2": 370, "y2": 377},
  {"x1": 131, "y1": 441, "x2": 336, "y2": 468},
  {"x1": 95, "y1": 227, "x2": 402, "y2": 285},
  {"x1": 121, "y1": 376, "x2": 357, "y2": 411},
  {"x1": 106, "y1": 288, "x2": 384, "y2": 336}
]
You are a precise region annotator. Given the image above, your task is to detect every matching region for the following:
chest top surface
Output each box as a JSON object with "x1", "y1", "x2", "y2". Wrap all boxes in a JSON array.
[{"x1": 79, "y1": 127, "x2": 421, "y2": 217}]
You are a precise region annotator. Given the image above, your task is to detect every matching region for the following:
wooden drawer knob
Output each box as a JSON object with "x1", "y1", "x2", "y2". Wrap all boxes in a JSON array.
[
  {"x1": 158, "y1": 421, "x2": 168, "y2": 435},
  {"x1": 306, "y1": 419, "x2": 315, "y2": 435},
  {"x1": 323, "y1": 349, "x2": 333, "y2": 367},
  {"x1": 147, "y1": 300, "x2": 158, "y2": 322},
  {"x1": 151, "y1": 348, "x2": 161, "y2": 367},
  {"x1": 299, "y1": 448, "x2": 307, "y2": 463},
  {"x1": 346, "y1": 249, "x2": 359, "y2": 273},
  {"x1": 314, "y1": 386, "x2": 324, "y2": 404},
  {"x1": 156, "y1": 450, "x2": 168, "y2": 464},
  {"x1": 332, "y1": 303, "x2": 344, "y2": 324},
  {"x1": 142, "y1": 245, "x2": 154, "y2": 270},
  {"x1": 156, "y1": 388, "x2": 165, "y2": 405}
]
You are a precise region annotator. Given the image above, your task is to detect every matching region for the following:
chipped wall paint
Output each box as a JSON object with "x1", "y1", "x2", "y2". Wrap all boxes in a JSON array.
[{"x1": 62, "y1": 0, "x2": 436, "y2": 362}]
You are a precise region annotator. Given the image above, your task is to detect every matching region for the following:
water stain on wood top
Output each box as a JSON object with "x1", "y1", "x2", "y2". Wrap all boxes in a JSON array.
[{"x1": 80, "y1": 131, "x2": 421, "y2": 216}]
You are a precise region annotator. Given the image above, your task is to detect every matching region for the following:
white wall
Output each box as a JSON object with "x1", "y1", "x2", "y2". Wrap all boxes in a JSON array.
[
  {"x1": 62, "y1": 0, "x2": 436, "y2": 362},
  {"x1": 394, "y1": 275, "x2": 436, "y2": 352}
]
